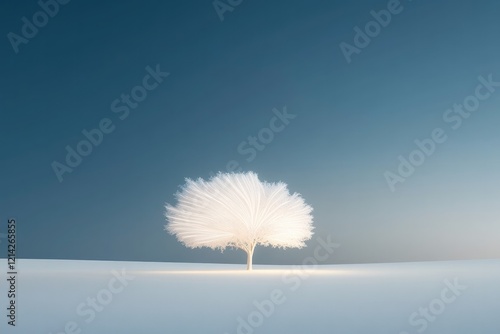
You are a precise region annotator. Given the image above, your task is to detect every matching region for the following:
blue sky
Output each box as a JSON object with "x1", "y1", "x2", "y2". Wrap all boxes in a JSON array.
[{"x1": 1, "y1": 0, "x2": 499, "y2": 264}]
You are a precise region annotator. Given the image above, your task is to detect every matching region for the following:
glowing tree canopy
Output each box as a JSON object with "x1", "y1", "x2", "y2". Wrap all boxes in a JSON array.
[{"x1": 165, "y1": 171, "x2": 314, "y2": 270}]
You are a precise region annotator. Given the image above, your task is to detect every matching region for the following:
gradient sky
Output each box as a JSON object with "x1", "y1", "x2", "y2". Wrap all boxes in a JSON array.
[{"x1": 1, "y1": 0, "x2": 499, "y2": 265}]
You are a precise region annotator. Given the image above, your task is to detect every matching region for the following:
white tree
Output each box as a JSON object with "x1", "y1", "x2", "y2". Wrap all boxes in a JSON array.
[{"x1": 165, "y1": 171, "x2": 314, "y2": 270}]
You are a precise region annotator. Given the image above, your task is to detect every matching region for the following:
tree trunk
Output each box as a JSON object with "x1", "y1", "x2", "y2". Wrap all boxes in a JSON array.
[{"x1": 246, "y1": 244, "x2": 256, "y2": 271}]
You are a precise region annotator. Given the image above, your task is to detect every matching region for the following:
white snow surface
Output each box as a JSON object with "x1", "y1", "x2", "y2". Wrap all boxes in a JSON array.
[{"x1": 0, "y1": 259, "x2": 499, "y2": 333}]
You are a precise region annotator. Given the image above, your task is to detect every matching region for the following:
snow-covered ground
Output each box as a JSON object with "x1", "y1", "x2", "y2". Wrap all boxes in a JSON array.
[{"x1": 1, "y1": 259, "x2": 499, "y2": 333}]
